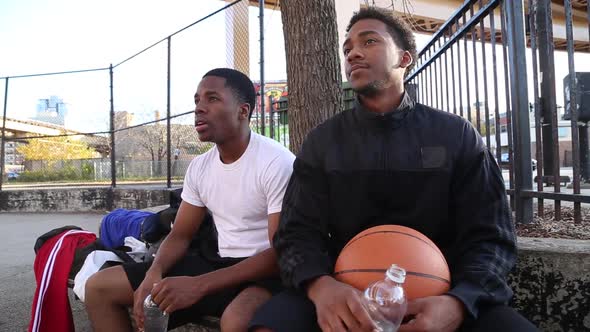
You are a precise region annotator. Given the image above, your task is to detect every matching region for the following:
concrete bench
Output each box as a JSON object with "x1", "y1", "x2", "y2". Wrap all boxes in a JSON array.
[
  {"x1": 170, "y1": 237, "x2": 590, "y2": 332},
  {"x1": 508, "y1": 237, "x2": 590, "y2": 331},
  {"x1": 170, "y1": 319, "x2": 219, "y2": 332},
  {"x1": 20, "y1": 189, "x2": 586, "y2": 331},
  {"x1": 173, "y1": 237, "x2": 590, "y2": 332},
  {"x1": 74, "y1": 204, "x2": 589, "y2": 331},
  {"x1": 69, "y1": 236, "x2": 589, "y2": 332},
  {"x1": 534, "y1": 175, "x2": 571, "y2": 187}
]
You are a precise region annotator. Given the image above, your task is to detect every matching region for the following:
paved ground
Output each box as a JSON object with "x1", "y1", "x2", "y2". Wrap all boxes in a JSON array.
[{"x1": 0, "y1": 213, "x2": 103, "y2": 332}]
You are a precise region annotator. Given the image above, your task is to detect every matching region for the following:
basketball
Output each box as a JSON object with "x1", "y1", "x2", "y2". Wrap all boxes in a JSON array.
[{"x1": 334, "y1": 225, "x2": 451, "y2": 300}]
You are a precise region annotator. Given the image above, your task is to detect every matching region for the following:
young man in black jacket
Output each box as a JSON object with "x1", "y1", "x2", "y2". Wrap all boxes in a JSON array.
[{"x1": 250, "y1": 7, "x2": 538, "y2": 332}]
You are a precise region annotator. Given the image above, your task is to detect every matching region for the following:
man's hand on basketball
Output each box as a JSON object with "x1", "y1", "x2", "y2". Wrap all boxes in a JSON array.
[
  {"x1": 151, "y1": 274, "x2": 211, "y2": 314},
  {"x1": 399, "y1": 295, "x2": 465, "y2": 332},
  {"x1": 307, "y1": 276, "x2": 376, "y2": 332},
  {"x1": 133, "y1": 271, "x2": 162, "y2": 331}
]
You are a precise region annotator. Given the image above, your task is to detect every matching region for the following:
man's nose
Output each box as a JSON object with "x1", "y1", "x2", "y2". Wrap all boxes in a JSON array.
[
  {"x1": 346, "y1": 46, "x2": 364, "y2": 62},
  {"x1": 195, "y1": 104, "x2": 206, "y2": 114}
]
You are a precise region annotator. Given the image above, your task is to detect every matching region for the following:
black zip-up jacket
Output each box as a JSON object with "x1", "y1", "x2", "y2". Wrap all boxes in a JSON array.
[{"x1": 274, "y1": 93, "x2": 516, "y2": 318}]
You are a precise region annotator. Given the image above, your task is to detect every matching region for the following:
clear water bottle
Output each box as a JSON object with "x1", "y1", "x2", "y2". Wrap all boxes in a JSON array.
[
  {"x1": 143, "y1": 294, "x2": 169, "y2": 332},
  {"x1": 363, "y1": 264, "x2": 408, "y2": 332}
]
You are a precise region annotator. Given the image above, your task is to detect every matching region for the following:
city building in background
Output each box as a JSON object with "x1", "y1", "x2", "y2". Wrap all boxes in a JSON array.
[{"x1": 32, "y1": 95, "x2": 68, "y2": 126}]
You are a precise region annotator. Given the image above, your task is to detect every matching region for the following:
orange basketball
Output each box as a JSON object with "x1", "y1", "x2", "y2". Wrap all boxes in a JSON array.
[{"x1": 334, "y1": 225, "x2": 451, "y2": 300}]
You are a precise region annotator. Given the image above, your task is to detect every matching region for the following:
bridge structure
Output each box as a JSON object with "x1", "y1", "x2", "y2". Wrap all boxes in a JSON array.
[
  {"x1": 2, "y1": 117, "x2": 110, "y2": 168},
  {"x1": 3, "y1": 117, "x2": 82, "y2": 138},
  {"x1": 225, "y1": 0, "x2": 589, "y2": 80}
]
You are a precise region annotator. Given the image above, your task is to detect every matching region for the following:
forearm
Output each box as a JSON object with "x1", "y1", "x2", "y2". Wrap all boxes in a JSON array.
[
  {"x1": 274, "y1": 209, "x2": 333, "y2": 289},
  {"x1": 447, "y1": 222, "x2": 516, "y2": 317},
  {"x1": 449, "y1": 150, "x2": 517, "y2": 317},
  {"x1": 197, "y1": 247, "x2": 279, "y2": 294},
  {"x1": 147, "y1": 232, "x2": 191, "y2": 277},
  {"x1": 305, "y1": 275, "x2": 336, "y2": 301}
]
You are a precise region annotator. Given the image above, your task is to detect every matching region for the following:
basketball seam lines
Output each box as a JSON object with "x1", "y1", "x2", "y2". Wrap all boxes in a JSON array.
[
  {"x1": 333, "y1": 268, "x2": 451, "y2": 284},
  {"x1": 342, "y1": 230, "x2": 447, "y2": 263}
]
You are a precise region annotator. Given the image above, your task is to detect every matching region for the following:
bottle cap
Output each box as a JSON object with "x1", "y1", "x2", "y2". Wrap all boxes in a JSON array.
[
  {"x1": 386, "y1": 264, "x2": 406, "y2": 283},
  {"x1": 143, "y1": 294, "x2": 158, "y2": 308}
]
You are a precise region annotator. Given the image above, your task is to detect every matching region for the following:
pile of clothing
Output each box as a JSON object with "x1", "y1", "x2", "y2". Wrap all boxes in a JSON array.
[{"x1": 28, "y1": 190, "x2": 182, "y2": 332}]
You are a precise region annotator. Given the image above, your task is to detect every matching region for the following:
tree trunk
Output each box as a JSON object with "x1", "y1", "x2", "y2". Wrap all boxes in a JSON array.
[{"x1": 280, "y1": 0, "x2": 342, "y2": 154}]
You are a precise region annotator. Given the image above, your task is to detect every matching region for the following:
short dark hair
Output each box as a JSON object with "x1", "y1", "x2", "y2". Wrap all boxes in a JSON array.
[
  {"x1": 347, "y1": 7, "x2": 417, "y2": 76},
  {"x1": 203, "y1": 68, "x2": 256, "y2": 119}
]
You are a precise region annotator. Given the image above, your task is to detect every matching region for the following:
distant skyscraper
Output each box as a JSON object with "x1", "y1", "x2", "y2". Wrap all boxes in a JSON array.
[{"x1": 33, "y1": 96, "x2": 67, "y2": 126}]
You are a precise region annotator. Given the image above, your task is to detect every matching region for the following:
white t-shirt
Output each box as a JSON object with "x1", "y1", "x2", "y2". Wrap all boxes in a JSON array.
[{"x1": 181, "y1": 132, "x2": 295, "y2": 258}]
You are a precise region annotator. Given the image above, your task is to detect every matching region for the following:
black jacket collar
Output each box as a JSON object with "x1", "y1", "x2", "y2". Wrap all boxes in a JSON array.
[{"x1": 353, "y1": 92, "x2": 416, "y2": 128}]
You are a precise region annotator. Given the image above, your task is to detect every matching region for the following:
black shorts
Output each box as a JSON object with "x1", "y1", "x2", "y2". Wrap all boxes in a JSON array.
[
  {"x1": 249, "y1": 290, "x2": 539, "y2": 332},
  {"x1": 123, "y1": 251, "x2": 282, "y2": 330},
  {"x1": 249, "y1": 289, "x2": 320, "y2": 332}
]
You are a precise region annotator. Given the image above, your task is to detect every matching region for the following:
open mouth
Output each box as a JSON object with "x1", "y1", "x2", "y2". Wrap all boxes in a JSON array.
[{"x1": 196, "y1": 120, "x2": 208, "y2": 132}]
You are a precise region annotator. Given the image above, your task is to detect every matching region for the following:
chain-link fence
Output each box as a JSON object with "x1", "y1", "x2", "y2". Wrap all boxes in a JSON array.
[
  {"x1": 7, "y1": 134, "x2": 110, "y2": 183},
  {"x1": 1, "y1": 67, "x2": 112, "y2": 186},
  {"x1": 0, "y1": 0, "x2": 285, "y2": 189}
]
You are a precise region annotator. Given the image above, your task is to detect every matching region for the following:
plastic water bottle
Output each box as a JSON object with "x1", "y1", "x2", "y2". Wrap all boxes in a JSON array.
[
  {"x1": 143, "y1": 294, "x2": 169, "y2": 332},
  {"x1": 363, "y1": 264, "x2": 408, "y2": 332}
]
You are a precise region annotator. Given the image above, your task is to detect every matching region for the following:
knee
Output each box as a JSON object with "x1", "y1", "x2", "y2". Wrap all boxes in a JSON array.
[
  {"x1": 85, "y1": 269, "x2": 125, "y2": 305},
  {"x1": 83, "y1": 266, "x2": 134, "y2": 312},
  {"x1": 220, "y1": 308, "x2": 249, "y2": 332},
  {"x1": 220, "y1": 286, "x2": 272, "y2": 332},
  {"x1": 84, "y1": 272, "x2": 106, "y2": 304},
  {"x1": 221, "y1": 319, "x2": 273, "y2": 332},
  {"x1": 249, "y1": 327, "x2": 273, "y2": 332}
]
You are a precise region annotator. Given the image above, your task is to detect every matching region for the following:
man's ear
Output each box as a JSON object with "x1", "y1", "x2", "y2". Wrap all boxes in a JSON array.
[
  {"x1": 239, "y1": 104, "x2": 250, "y2": 120},
  {"x1": 400, "y1": 50, "x2": 413, "y2": 69}
]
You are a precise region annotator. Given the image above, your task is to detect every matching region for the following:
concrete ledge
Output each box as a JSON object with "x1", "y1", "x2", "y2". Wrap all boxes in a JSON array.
[
  {"x1": 0, "y1": 188, "x2": 171, "y2": 212},
  {"x1": 167, "y1": 237, "x2": 590, "y2": 332},
  {"x1": 111, "y1": 189, "x2": 171, "y2": 211},
  {"x1": 7, "y1": 189, "x2": 586, "y2": 331},
  {"x1": 509, "y1": 237, "x2": 590, "y2": 331},
  {"x1": 170, "y1": 318, "x2": 219, "y2": 332}
]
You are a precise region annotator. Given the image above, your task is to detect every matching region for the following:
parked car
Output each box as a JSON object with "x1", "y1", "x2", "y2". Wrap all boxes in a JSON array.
[
  {"x1": 496, "y1": 153, "x2": 536, "y2": 171},
  {"x1": 6, "y1": 171, "x2": 19, "y2": 180}
]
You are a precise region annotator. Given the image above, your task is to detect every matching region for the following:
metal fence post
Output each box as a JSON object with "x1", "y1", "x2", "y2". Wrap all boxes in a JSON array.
[
  {"x1": 167, "y1": 37, "x2": 172, "y2": 189},
  {"x1": 109, "y1": 64, "x2": 116, "y2": 188},
  {"x1": 537, "y1": 0, "x2": 562, "y2": 220},
  {"x1": 504, "y1": 0, "x2": 533, "y2": 223},
  {"x1": 529, "y1": 0, "x2": 545, "y2": 217},
  {"x1": 564, "y1": 0, "x2": 582, "y2": 223},
  {"x1": 259, "y1": 0, "x2": 265, "y2": 137},
  {"x1": 0, "y1": 77, "x2": 8, "y2": 191}
]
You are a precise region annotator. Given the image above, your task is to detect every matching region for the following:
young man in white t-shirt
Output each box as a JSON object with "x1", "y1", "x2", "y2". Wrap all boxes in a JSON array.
[{"x1": 85, "y1": 68, "x2": 295, "y2": 332}]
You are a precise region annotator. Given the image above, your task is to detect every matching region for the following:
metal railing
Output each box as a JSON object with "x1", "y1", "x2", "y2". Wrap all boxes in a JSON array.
[{"x1": 405, "y1": 0, "x2": 590, "y2": 224}]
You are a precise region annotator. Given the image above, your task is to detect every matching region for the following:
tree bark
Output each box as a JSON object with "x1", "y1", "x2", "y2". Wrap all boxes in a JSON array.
[{"x1": 280, "y1": 0, "x2": 342, "y2": 154}]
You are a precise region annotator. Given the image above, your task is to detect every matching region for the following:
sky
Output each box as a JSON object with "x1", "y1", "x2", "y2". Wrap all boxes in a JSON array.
[
  {"x1": 1, "y1": 0, "x2": 239, "y2": 73},
  {"x1": 0, "y1": 0, "x2": 292, "y2": 132},
  {"x1": 0, "y1": 0, "x2": 588, "y2": 134}
]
